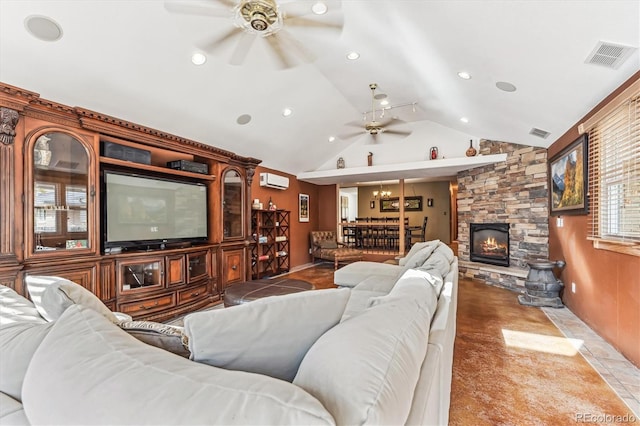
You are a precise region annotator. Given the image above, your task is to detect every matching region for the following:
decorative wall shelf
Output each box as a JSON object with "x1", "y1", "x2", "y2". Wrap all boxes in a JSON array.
[{"x1": 296, "y1": 154, "x2": 508, "y2": 185}]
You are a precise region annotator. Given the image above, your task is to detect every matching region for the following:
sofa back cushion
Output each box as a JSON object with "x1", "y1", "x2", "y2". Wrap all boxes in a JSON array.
[
  {"x1": 0, "y1": 285, "x2": 53, "y2": 401},
  {"x1": 22, "y1": 305, "x2": 335, "y2": 425},
  {"x1": 398, "y1": 240, "x2": 440, "y2": 266},
  {"x1": 185, "y1": 288, "x2": 350, "y2": 382},
  {"x1": 0, "y1": 321, "x2": 54, "y2": 402},
  {"x1": 293, "y1": 276, "x2": 437, "y2": 425},
  {"x1": 25, "y1": 275, "x2": 117, "y2": 323}
]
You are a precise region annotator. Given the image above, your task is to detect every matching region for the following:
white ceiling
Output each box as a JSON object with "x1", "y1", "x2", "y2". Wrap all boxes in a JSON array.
[{"x1": 1, "y1": 0, "x2": 638, "y2": 183}]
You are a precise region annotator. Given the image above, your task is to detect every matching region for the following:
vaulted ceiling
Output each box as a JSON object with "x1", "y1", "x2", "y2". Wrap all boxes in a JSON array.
[{"x1": 1, "y1": 0, "x2": 638, "y2": 183}]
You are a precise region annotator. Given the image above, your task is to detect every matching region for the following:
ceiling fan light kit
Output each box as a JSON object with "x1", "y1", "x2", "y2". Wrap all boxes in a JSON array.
[{"x1": 235, "y1": 0, "x2": 283, "y2": 36}]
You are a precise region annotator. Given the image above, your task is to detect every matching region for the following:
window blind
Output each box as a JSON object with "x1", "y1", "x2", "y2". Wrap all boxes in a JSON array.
[{"x1": 586, "y1": 89, "x2": 640, "y2": 244}]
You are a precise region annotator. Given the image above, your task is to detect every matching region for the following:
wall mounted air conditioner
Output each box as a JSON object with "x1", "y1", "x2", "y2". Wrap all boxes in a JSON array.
[{"x1": 259, "y1": 173, "x2": 289, "y2": 190}]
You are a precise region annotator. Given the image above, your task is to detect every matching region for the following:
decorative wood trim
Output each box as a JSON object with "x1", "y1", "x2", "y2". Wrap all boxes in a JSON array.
[
  {"x1": 0, "y1": 108, "x2": 19, "y2": 145},
  {"x1": 0, "y1": 140, "x2": 15, "y2": 255},
  {"x1": 0, "y1": 83, "x2": 40, "y2": 111},
  {"x1": 76, "y1": 107, "x2": 261, "y2": 165}
]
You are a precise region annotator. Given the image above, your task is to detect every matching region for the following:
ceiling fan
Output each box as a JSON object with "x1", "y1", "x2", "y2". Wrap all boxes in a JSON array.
[
  {"x1": 164, "y1": 0, "x2": 343, "y2": 68},
  {"x1": 339, "y1": 83, "x2": 413, "y2": 143}
]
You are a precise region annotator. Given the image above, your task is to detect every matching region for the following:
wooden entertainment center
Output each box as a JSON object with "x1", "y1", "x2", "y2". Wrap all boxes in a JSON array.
[{"x1": 0, "y1": 82, "x2": 260, "y2": 321}]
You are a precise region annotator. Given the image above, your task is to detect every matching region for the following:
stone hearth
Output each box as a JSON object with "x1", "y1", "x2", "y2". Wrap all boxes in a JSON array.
[{"x1": 457, "y1": 140, "x2": 549, "y2": 291}]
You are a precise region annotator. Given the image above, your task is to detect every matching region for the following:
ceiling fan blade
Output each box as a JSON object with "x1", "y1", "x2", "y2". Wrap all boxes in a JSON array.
[
  {"x1": 264, "y1": 35, "x2": 296, "y2": 69},
  {"x1": 344, "y1": 120, "x2": 366, "y2": 129},
  {"x1": 200, "y1": 26, "x2": 243, "y2": 52},
  {"x1": 338, "y1": 130, "x2": 366, "y2": 140},
  {"x1": 379, "y1": 117, "x2": 407, "y2": 128},
  {"x1": 229, "y1": 32, "x2": 258, "y2": 65},
  {"x1": 285, "y1": 15, "x2": 343, "y2": 31},
  {"x1": 383, "y1": 129, "x2": 412, "y2": 137},
  {"x1": 164, "y1": 1, "x2": 232, "y2": 18},
  {"x1": 264, "y1": 30, "x2": 315, "y2": 68}
]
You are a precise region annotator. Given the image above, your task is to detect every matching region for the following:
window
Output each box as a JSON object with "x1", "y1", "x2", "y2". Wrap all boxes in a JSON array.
[{"x1": 583, "y1": 80, "x2": 639, "y2": 255}]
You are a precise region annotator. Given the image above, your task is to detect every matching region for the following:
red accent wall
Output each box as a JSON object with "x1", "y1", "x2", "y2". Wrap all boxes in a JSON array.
[
  {"x1": 251, "y1": 166, "x2": 335, "y2": 270},
  {"x1": 548, "y1": 71, "x2": 640, "y2": 367}
]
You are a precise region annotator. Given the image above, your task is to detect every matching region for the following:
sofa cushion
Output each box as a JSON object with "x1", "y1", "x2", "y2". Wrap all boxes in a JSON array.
[
  {"x1": 0, "y1": 285, "x2": 46, "y2": 326},
  {"x1": 118, "y1": 320, "x2": 190, "y2": 358},
  {"x1": 0, "y1": 393, "x2": 28, "y2": 426},
  {"x1": 370, "y1": 268, "x2": 443, "y2": 306},
  {"x1": 0, "y1": 321, "x2": 54, "y2": 401},
  {"x1": 417, "y1": 250, "x2": 452, "y2": 279},
  {"x1": 319, "y1": 240, "x2": 338, "y2": 249},
  {"x1": 0, "y1": 285, "x2": 53, "y2": 402},
  {"x1": 333, "y1": 261, "x2": 402, "y2": 287},
  {"x1": 294, "y1": 277, "x2": 437, "y2": 425},
  {"x1": 22, "y1": 305, "x2": 335, "y2": 425},
  {"x1": 398, "y1": 240, "x2": 440, "y2": 266},
  {"x1": 403, "y1": 243, "x2": 440, "y2": 269},
  {"x1": 25, "y1": 275, "x2": 117, "y2": 323},
  {"x1": 184, "y1": 288, "x2": 350, "y2": 382},
  {"x1": 340, "y1": 275, "x2": 398, "y2": 321}
]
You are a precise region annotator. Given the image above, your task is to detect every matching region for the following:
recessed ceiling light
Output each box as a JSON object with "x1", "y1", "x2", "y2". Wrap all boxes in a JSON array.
[
  {"x1": 236, "y1": 114, "x2": 252, "y2": 125},
  {"x1": 460, "y1": 117, "x2": 469, "y2": 123},
  {"x1": 346, "y1": 51, "x2": 360, "y2": 60},
  {"x1": 380, "y1": 100, "x2": 389, "y2": 106},
  {"x1": 496, "y1": 81, "x2": 517, "y2": 92},
  {"x1": 328, "y1": 136, "x2": 336, "y2": 142},
  {"x1": 282, "y1": 108, "x2": 293, "y2": 117},
  {"x1": 24, "y1": 15, "x2": 62, "y2": 42},
  {"x1": 373, "y1": 93, "x2": 387, "y2": 100},
  {"x1": 457, "y1": 71, "x2": 472, "y2": 80},
  {"x1": 191, "y1": 52, "x2": 207, "y2": 65},
  {"x1": 311, "y1": 2, "x2": 328, "y2": 15}
]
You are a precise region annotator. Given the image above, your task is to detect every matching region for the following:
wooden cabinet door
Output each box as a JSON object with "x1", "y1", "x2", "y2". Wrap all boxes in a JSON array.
[
  {"x1": 222, "y1": 248, "x2": 245, "y2": 289},
  {"x1": 166, "y1": 254, "x2": 185, "y2": 287}
]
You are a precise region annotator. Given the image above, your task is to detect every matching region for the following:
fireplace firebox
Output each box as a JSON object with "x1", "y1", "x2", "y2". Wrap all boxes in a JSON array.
[{"x1": 470, "y1": 223, "x2": 510, "y2": 267}]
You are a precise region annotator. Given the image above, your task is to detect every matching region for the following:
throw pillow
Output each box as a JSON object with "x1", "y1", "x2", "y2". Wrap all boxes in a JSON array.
[
  {"x1": 319, "y1": 240, "x2": 338, "y2": 249},
  {"x1": 293, "y1": 278, "x2": 437, "y2": 425},
  {"x1": 398, "y1": 240, "x2": 439, "y2": 266},
  {"x1": 118, "y1": 321, "x2": 190, "y2": 358},
  {"x1": 184, "y1": 288, "x2": 350, "y2": 382},
  {"x1": 402, "y1": 244, "x2": 439, "y2": 269},
  {"x1": 26, "y1": 275, "x2": 117, "y2": 323}
]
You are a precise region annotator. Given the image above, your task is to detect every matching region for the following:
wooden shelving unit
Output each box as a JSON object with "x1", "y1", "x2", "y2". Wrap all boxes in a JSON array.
[{"x1": 251, "y1": 209, "x2": 290, "y2": 279}]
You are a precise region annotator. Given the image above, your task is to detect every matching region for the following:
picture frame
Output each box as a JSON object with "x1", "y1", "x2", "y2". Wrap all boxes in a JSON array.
[
  {"x1": 548, "y1": 134, "x2": 588, "y2": 216},
  {"x1": 380, "y1": 196, "x2": 423, "y2": 212},
  {"x1": 299, "y1": 193, "x2": 309, "y2": 222}
]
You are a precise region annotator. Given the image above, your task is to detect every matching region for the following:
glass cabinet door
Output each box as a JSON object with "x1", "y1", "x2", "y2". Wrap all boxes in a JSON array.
[
  {"x1": 30, "y1": 131, "x2": 92, "y2": 254},
  {"x1": 222, "y1": 169, "x2": 244, "y2": 239}
]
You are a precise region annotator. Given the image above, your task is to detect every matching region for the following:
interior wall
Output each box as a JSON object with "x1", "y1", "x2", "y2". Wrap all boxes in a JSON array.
[
  {"x1": 353, "y1": 181, "x2": 451, "y2": 244},
  {"x1": 547, "y1": 71, "x2": 640, "y2": 368},
  {"x1": 251, "y1": 166, "x2": 321, "y2": 269}
]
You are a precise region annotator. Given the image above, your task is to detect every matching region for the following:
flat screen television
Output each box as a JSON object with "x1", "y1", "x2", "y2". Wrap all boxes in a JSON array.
[{"x1": 102, "y1": 170, "x2": 208, "y2": 252}]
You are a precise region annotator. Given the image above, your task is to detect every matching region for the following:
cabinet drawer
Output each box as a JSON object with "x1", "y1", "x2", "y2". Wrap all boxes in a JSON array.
[
  {"x1": 178, "y1": 283, "x2": 208, "y2": 305},
  {"x1": 118, "y1": 294, "x2": 175, "y2": 316}
]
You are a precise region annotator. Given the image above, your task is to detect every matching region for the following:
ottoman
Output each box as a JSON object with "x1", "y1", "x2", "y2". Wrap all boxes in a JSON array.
[{"x1": 224, "y1": 278, "x2": 315, "y2": 307}]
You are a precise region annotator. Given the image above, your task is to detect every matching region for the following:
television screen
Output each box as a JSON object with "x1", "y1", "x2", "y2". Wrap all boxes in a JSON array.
[{"x1": 103, "y1": 171, "x2": 208, "y2": 249}]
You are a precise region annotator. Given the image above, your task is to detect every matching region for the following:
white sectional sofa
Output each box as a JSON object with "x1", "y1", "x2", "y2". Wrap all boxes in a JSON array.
[{"x1": 0, "y1": 240, "x2": 458, "y2": 425}]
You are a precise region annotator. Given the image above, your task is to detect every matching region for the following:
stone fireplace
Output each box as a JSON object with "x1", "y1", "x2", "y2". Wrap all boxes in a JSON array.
[
  {"x1": 470, "y1": 223, "x2": 509, "y2": 267},
  {"x1": 457, "y1": 140, "x2": 549, "y2": 291}
]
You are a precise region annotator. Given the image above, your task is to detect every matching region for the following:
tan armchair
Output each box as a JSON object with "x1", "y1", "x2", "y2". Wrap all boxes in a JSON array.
[{"x1": 309, "y1": 231, "x2": 364, "y2": 270}]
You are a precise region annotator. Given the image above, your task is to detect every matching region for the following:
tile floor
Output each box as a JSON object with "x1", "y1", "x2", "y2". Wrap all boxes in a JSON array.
[{"x1": 543, "y1": 307, "x2": 640, "y2": 417}]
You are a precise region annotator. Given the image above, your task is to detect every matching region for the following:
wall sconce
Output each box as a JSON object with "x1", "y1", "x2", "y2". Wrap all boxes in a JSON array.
[
  {"x1": 370, "y1": 200, "x2": 375, "y2": 209},
  {"x1": 427, "y1": 198, "x2": 434, "y2": 207}
]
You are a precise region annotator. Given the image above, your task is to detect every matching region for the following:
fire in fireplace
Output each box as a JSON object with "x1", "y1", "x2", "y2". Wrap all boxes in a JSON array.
[{"x1": 470, "y1": 223, "x2": 510, "y2": 267}]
